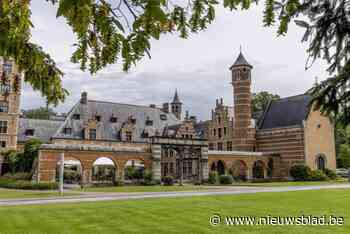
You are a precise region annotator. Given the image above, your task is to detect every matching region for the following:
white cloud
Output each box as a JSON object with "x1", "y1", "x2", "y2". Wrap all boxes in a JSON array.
[{"x1": 21, "y1": 2, "x2": 330, "y2": 120}]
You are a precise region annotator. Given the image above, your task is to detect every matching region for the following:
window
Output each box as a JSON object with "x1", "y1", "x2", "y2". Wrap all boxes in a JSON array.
[
  {"x1": 224, "y1": 127, "x2": 227, "y2": 136},
  {"x1": 160, "y1": 114, "x2": 167, "y2": 120},
  {"x1": 0, "y1": 83, "x2": 10, "y2": 94},
  {"x1": 89, "y1": 129, "x2": 97, "y2": 139},
  {"x1": 95, "y1": 115, "x2": 101, "y2": 122},
  {"x1": 72, "y1": 114, "x2": 80, "y2": 120},
  {"x1": 317, "y1": 155, "x2": 326, "y2": 171},
  {"x1": 217, "y1": 142, "x2": 223, "y2": 151},
  {"x1": 25, "y1": 129, "x2": 35, "y2": 136},
  {"x1": 209, "y1": 143, "x2": 214, "y2": 150},
  {"x1": 170, "y1": 162, "x2": 174, "y2": 174},
  {"x1": 63, "y1": 128, "x2": 72, "y2": 135},
  {"x1": 145, "y1": 119, "x2": 153, "y2": 126},
  {"x1": 227, "y1": 141, "x2": 232, "y2": 151},
  {"x1": 3, "y1": 61, "x2": 12, "y2": 75},
  {"x1": 0, "y1": 141, "x2": 6, "y2": 148},
  {"x1": 213, "y1": 129, "x2": 216, "y2": 136},
  {"x1": 218, "y1": 128, "x2": 222, "y2": 138},
  {"x1": 125, "y1": 131, "x2": 132, "y2": 142},
  {"x1": 110, "y1": 117, "x2": 117, "y2": 123},
  {"x1": 218, "y1": 116, "x2": 221, "y2": 124},
  {"x1": 0, "y1": 102, "x2": 8, "y2": 113},
  {"x1": 0, "y1": 121, "x2": 7, "y2": 133}
]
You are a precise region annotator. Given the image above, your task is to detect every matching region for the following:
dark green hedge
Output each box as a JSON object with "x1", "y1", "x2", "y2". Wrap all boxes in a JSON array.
[{"x1": 0, "y1": 179, "x2": 58, "y2": 190}]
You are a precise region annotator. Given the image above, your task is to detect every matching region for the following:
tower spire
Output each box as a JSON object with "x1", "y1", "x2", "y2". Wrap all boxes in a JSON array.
[{"x1": 172, "y1": 89, "x2": 181, "y2": 103}]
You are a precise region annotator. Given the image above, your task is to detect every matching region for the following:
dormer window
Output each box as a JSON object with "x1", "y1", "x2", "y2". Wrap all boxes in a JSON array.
[
  {"x1": 72, "y1": 114, "x2": 80, "y2": 120},
  {"x1": 63, "y1": 128, "x2": 72, "y2": 135},
  {"x1": 145, "y1": 118, "x2": 153, "y2": 126},
  {"x1": 110, "y1": 116, "x2": 117, "y2": 123},
  {"x1": 95, "y1": 115, "x2": 101, "y2": 122},
  {"x1": 160, "y1": 114, "x2": 167, "y2": 121},
  {"x1": 89, "y1": 129, "x2": 97, "y2": 139},
  {"x1": 25, "y1": 129, "x2": 35, "y2": 136}
]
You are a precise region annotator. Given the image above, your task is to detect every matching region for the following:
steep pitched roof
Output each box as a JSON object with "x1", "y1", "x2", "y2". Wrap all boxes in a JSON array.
[
  {"x1": 258, "y1": 94, "x2": 311, "y2": 130},
  {"x1": 172, "y1": 89, "x2": 181, "y2": 103},
  {"x1": 230, "y1": 52, "x2": 253, "y2": 69},
  {"x1": 18, "y1": 118, "x2": 64, "y2": 143},
  {"x1": 54, "y1": 99, "x2": 182, "y2": 141}
]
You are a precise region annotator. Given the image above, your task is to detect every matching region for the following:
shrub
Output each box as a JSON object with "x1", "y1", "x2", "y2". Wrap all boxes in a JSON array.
[
  {"x1": 290, "y1": 165, "x2": 311, "y2": 181},
  {"x1": 219, "y1": 175, "x2": 233, "y2": 184},
  {"x1": 63, "y1": 169, "x2": 81, "y2": 184},
  {"x1": 309, "y1": 170, "x2": 328, "y2": 181},
  {"x1": 208, "y1": 171, "x2": 219, "y2": 184},
  {"x1": 163, "y1": 176, "x2": 174, "y2": 186},
  {"x1": 324, "y1": 169, "x2": 337, "y2": 180},
  {"x1": 142, "y1": 170, "x2": 155, "y2": 186},
  {"x1": 2, "y1": 172, "x2": 32, "y2": 180},
  {"x1": 0, "y1": 179, "x2": 58, "y2": 190}
]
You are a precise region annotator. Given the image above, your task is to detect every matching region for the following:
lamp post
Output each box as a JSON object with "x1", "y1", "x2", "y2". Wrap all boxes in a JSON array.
[{"x1": 59, "y1": 152, "x2": 64, "y2": 195}]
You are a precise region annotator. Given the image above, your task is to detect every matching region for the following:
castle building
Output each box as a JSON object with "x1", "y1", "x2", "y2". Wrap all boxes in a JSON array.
[{"x1": 0, "y1": 53, "x2": 337, "y2": 183}]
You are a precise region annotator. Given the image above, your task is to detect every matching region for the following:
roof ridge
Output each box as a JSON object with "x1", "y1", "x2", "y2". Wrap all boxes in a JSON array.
[
  {"x1": 88, "y1": 99, "x2": 164, "y2": 110},
  {"x1": 20, "y1": 118, "x2": 64, "y2": 123}
]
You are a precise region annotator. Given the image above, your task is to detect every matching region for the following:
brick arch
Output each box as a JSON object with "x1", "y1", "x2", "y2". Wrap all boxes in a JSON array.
[{"x1": 230, "y1": 160, "x2": 248, "y2": 181}]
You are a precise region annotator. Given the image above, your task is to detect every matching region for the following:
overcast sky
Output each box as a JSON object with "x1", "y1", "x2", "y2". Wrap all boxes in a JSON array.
[{"x1": 22, "y1": 1, "x2": 329, "y2": 120}]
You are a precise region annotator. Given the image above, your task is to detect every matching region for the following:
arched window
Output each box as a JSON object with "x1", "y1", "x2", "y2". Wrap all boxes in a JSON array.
[{"x1": 316, "y1": 155, "x2": 326, "y2": 171}]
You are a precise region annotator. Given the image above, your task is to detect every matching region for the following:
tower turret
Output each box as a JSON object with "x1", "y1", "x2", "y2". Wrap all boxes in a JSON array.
[
  {"x1": 230, "y1": 52, "x2": 255, "y2": 151},
  {"x1": 171, "y1": 89, "x2": 182, "y2": 120}
]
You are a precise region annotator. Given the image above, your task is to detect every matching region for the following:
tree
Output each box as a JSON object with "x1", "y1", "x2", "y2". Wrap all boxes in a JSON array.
[
  {"x1": 251, "y1": 91, "x2": 280, "y2": 113},
  {"x1": 1, "y1": 0, "x2": 349, "y2": 124},
  {"x1": 22, "y1": 107, "x2": 57, "y2": 120},
  {"x1": 336, "y1": 125, "x2": 350, "y2": 168}
]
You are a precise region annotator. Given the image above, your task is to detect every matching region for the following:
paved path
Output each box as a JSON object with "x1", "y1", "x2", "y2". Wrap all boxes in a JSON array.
[{"x1": 1, "y1": 184, "x2": 350, "y2": 206}]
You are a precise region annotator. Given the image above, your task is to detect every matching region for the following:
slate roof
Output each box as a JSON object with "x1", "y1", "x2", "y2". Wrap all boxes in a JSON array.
[
  {"x1": 172, "y1": 89, "x2": 181, "y2": 103},
  {"x1": 230, "y1": 52, "x2": 253, "y2": 69},
  {"x1": 54, "y1": 99, "x2": 182, "y2": 141},
  {"x1": 18, "y1": 118, "x2": 64, "y2": 143},
  {"x1": 258, "y1": 94, "x2": 311, "y2": 130}
]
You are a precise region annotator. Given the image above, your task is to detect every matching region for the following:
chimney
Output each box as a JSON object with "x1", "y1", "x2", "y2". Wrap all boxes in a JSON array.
[
  {"x1": 216, "y1": 99, "x2": 219, "y2": 106},
  {"x1": 162, "y1": 103, "x2": 169, "y2": 113},
  {"x1": 220, "y1": 97, "x2": 223, "y2": 105},
  {"x1": 81, "y1": 92, "x2": 88, "y2": 104}
]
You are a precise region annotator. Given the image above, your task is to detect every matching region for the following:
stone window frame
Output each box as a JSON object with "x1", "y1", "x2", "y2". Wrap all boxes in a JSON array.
[
  {"x1": 0, "y1": 102, "x2": 8, "y2": 113},
  {"x1": 0, "y1": 140, "x2": 6, "y2": 148},
  {"x1": 315, "y1": 154, "x2": 327, "y2": 171},
  {"x1": 89, "y1": 129, "x2": 97, "y2": 139},
  {"x1": 63, "y1": 127, "x2": 72, "y2": 135},
  {"x1": 0, "y1": 120, "x2": 8, "y2": 134}
]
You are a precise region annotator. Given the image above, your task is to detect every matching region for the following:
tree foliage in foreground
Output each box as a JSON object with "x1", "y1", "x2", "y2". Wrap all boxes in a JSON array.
[
  {"x1": 252, "y1": 91, "x2": 280, "y2": 113},
  {"x1": 22, "y1": 107, "x2": 57, "y2": 120},
  {"x1": 0, "y1": 0, "x2": 349, "y2": 125}
]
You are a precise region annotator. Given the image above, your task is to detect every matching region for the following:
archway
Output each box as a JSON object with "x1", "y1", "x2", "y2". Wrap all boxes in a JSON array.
[
  {"x1": 56, "y1": 157, "x2": 82, "y2": 185},
  {"x1": 252, "y1": 160, "x2": 265, "y2": 179},
  {"x1": 230, "y1": 160, "x2": 247, "y2": 181},
  {"x1": 92, "y1": 157, "x2": 117, "y2": 184},
  {"x1": 210, "y1": 162, "x2": 216, "y2": 172},
  {"x1": 124, "y1": 159, "x2": 145, "y2": 182},
  {"x1": 267, "y1": 158, "x2": 274, "y2": 178},
  {"x1": 316, "y1": 155, "x2": 326, "y2": 171},
  {"x1": 217, "y1": 160, "x2": 225, "y2": 175}
]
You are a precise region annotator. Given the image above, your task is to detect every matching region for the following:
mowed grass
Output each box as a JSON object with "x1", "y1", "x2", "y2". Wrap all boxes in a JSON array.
[
  {"x1": 229, "y1": 179, "x2": 350, "y2": 187},
  {"x1": 0, "y1": 189, "x2": 78, "y2": 200},
  {"x1": 0, "y1": 189, "x2": 349, "y2": 234},
  {"x1": 77, "y1": 185, "x2": 221, "y2": 193},
  {"x1": 75, "y1": 180, "x2": 350, "y2": 193}
]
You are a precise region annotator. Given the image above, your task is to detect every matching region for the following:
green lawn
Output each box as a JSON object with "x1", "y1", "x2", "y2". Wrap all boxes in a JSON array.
[
  {"x1": 0, "y1": 189, "x2": 77, "y2": 200},
  {"x1": 75, "y1": 180, "x2": 350, "y2": 193},
  {"x1": 229, "y1": 179, "x2": 350, "y2": 187},
  {"x1": 0, "y1": 189, "x2": 349, "y2": 233},
  {"x1": 77, "y1": 185, "x2": 220, "y2": 193}
]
